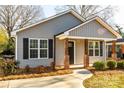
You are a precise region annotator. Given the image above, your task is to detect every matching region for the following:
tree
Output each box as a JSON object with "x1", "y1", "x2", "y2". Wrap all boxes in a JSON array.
[
  {"x1": 115, "y1": 25, "x2": 124, "y2": 38},
  {"x1": 55, "y1": 5, "x2": 116, "y2": 21},
  {"x1": 0, "y1": 5, "x2": 44, "y2": 38},
  {"x1": 0, "y1": 28, "x2": 8, "y2": 54},
  {"x1": 0, "y1": 5, "x2": 44, "y2": 55}
]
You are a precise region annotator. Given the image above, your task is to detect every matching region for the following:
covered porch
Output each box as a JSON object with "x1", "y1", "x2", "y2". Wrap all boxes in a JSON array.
[{"x1": 55, "y1": 35, "x2": 117, "y2": 69}]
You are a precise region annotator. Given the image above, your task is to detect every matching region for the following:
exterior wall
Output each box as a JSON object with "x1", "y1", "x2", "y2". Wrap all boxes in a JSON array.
[
  {"x1": 55, "y1": 39, "x2": 84, "y2": 66},
  {"x1": 69, "y1": 20, "x2": 116, "y2": 39},
  {"x1": 17, "y1": 35, "x2": 53, "y2": 67},
  {"x1": 55, "y1": 38, "x2": 64, "y2": 66},
  {"x1": 75, "y1": 39, "x2": 84, "y2": 64},
  {"x1": 16, "y1": 13, "x2": 82, "y2": 67}
]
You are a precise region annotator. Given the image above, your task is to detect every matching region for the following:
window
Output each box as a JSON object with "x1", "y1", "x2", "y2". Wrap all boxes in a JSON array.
[
  {"x1": 88, "y1": 41, "x2": 102, "y2": 56},
  {"x1": 40, "y1": 40, "x2": 48, "y2": 58},
  {"x1": 88, "y1": 42, "x2": 94, "y2": 56},
  {"x1": 30, "y1": 39, "x2": 38, "y2": 58},
  {"x1": 95, "y1": 42, "x2": 100, "y2": 56},
  {"x1": 29, "y1": 39, "x2": 48, "y2": 59},
  {"x1": 108, "y1": 45, "x2": 112, "y2": 57}
]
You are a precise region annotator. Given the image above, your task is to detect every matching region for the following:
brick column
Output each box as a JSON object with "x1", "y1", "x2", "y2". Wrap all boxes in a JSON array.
[
  {"x1": 111, "y1": 41, "x2": 116, "y2": 60},
  {"x1": 121, "y1": 44, "x2": 124, "y2": 59},
  {"x1": 121, "y1": 45, "x2": 124, "y2": 53},
  {"x1": 84, "y1": 39, "x2": 89, "y2": 67},
  {"x1": 64, "y1": 38, "x2": 69, "y2": 69}
]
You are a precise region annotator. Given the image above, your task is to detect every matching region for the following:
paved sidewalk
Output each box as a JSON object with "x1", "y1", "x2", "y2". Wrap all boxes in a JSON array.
[{"x1": 0, "y1": 69, "x2": 92, "y2": 88}]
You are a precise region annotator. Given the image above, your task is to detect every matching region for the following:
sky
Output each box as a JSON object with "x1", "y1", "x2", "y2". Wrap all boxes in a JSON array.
[
  {"x1": 113, "y1": 6, "x2": 124, "y2": 27},
  {"x1": 43, "y1": 5, "x2": 124, "y2": 29}
]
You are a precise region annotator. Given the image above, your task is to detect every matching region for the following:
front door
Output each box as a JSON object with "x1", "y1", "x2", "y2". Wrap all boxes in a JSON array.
[{"x1": 68, "y1": 41, "x2": 74, "y2": 65}]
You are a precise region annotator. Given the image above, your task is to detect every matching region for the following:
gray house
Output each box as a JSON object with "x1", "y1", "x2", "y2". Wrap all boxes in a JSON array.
[{"x1": 11, "y1": 10, "x2": 121, "y2": 68}]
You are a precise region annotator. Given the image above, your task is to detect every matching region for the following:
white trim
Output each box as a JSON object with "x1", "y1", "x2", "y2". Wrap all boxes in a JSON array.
[
  {"x1": 106, "y1": 44, "x2": 108, "y2": 58},
  {"x1": 11, "y1": 9, "x2": 84, "y2": 36},
  {"x1": 58, "y1": 36, "x2": 117, "y2": 41},
  {"x1": 29, "y1": 38, "x2": 49, "y2": 60},
  {"x1": 107, "y1": 42, "x2": 124, "y2": 45},
  {"x1": 68, "y1": 40, "x2": 76, "y2": 65},
  {"x1": 15, "y1": 35, "x2": 18, "y2": 60},
  {"x1": 104, "y1": 41, "x2": 107, "y2": 62}
]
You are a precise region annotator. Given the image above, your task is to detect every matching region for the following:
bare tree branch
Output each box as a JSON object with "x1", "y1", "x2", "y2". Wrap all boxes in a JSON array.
[
  {"x1": 55, "y1": 5, "x2": 116, "y2": 21},
  {"x1": 0, "y1": 5, "x2": 44, "y2": 38}
]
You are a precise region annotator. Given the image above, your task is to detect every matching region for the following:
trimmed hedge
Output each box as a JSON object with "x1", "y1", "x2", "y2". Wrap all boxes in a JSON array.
[
  {"x1": 107, "y1": 60, "x2": 116, "y2": 70},
  {"x1": 93, "y1": 61, "x2": 106, "y2": 70},
  {"x1": 117, "y1": 61, "x2": 124, "y2": 69}
]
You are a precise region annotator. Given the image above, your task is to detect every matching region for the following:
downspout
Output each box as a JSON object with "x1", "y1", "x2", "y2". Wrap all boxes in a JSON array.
[
  {"x1": 104, "y1": 40, "x2": 107, "y2": 62},
  {"x1": 54, "y1": 35, "x2": 56, "y2": 69}
]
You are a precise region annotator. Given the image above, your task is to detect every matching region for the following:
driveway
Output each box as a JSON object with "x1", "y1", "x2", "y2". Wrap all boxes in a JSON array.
[{"x1": 0, "y1": 69, "x2": 92, "y2": 88}]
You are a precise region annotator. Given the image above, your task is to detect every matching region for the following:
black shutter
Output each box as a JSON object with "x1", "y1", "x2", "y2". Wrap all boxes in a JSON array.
[
  {"x1": 100, "y1": 41, "x2": 103, "y2": 56},
  {"x1": 23, "y1": 38, "x2": 29, "y2": 59},
  {"x1": 49, "y1": 39, "x2": 53, "y2": 58}
]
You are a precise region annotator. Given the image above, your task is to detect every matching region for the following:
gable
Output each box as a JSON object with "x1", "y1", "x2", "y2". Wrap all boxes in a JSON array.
[
  {"x1": 69, "y1": 20, "x2": 117, "y2": 39},
  {"x1": 16, "y1": 12, "x2": 82, "y2": 38}
]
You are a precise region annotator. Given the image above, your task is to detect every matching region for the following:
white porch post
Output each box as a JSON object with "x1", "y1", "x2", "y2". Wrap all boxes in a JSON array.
[{"x1": 104, "y1": 40, "x2": 107, "y2": 62}]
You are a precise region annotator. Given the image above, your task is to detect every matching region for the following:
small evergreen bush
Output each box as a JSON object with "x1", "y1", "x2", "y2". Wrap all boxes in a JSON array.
[
  {"x1": 93, "y1": 61, "x2": 106, "y2": 70},
  {"x1": 107, "y1": 60, "x2": 116, "y2": 69},
  {"x1": 117, "y1": 61, "x2": 124, "y2": 69}
]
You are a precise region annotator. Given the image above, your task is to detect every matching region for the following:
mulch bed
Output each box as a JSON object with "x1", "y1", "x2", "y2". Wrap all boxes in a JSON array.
[{"x1": 0, "y1": 69, "x2": 73, "y2": 81}]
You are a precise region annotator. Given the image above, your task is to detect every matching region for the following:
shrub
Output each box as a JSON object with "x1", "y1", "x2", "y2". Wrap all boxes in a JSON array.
[
  {"x1": 50, "y1": 62, "x2": 55, "y2": 70},
  {"x1": 1, "y1": 38, "x2": 15, "y2": 55},
  {"x1": 0, "y1": 61, "x2": 19, "y2": 76},
  {"x1": 93, "y1": 61, "x2": 106, "y2": 70},
  {"x1": 117, "y1": 61, "x2": 124, "y2": 69},
  {"x1": 24, "y1": 65, "x2": 30, "y2": 73},
  {"x1": 107, "y1": 60, "x2": 116, "y2": 69}
]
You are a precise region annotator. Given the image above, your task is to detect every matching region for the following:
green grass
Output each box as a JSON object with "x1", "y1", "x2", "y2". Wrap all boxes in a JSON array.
[{"x1": 83, "y1": 70, "x2": 124, "y2": 88}]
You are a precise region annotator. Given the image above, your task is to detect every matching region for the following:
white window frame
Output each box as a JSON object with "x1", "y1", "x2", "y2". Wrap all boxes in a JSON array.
[
  {"x1": 29, "y1": 38, "x2": 48, "y2": 59},
  {"x1": 88, "y1": 41, "x2": 100, "y2": 57}
]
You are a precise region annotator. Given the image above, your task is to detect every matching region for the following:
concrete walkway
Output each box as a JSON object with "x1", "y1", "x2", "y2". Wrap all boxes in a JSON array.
[{"x1": 0, "y1": 69, "x2": 92, "y2": 88}]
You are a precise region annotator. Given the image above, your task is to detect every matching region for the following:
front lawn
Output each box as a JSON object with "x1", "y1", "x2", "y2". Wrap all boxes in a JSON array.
[{"x1": 83, "y1": 68, "x2": 124, "y2": 88}]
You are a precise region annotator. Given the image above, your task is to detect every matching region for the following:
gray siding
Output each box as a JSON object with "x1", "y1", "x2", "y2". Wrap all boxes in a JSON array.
[
  {"x1": 69, "y1": 20, "x2": 116, "y2": 39},
  {"x1": 16, "y1": 13, "x2": 82, "y2": 67}
]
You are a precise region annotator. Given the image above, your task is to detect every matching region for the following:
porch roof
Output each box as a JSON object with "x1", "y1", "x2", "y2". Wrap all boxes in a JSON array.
[
  {"x1": 107, "y1": 38, "x2": 124, "y2": 45},
  {"x1": 56, "y1": 16, "x2": 122, "y2": 41}
]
